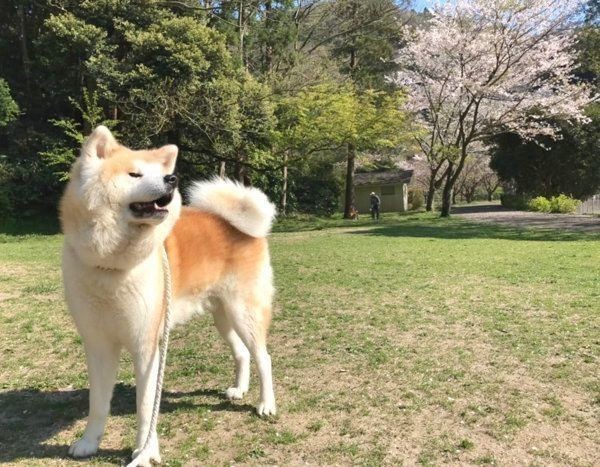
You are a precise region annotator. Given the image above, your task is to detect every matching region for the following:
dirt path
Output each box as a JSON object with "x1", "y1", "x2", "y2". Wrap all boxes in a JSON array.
[{"x1": 452, "y1": 203, "x2": 600, "y2": 233}]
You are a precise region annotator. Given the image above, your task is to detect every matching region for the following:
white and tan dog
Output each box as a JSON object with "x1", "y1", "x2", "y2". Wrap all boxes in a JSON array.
[{"x1": 60, "y1": 126, "x2": 276, "y2": 465}]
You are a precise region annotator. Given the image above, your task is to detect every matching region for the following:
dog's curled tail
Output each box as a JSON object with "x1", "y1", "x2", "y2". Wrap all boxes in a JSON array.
[{"x1": 187, "y1": 178, "x2": 276, "y2": 238}]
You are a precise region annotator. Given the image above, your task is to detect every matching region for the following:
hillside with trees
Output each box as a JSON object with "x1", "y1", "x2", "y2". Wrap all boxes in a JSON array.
[
  {"x1": 0, "y1": 0, "x2": 597, "y2": 221},
  {"x1": 0, "y1": 0, "x2": 415, "y2": 220}
]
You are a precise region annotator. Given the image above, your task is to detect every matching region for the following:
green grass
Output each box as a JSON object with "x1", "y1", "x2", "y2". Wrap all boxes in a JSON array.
[{"x1": 1, "y1": 212, "x2": 599, "y2": 465}]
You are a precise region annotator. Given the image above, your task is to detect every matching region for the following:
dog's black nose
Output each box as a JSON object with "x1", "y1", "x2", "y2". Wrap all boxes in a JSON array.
[{"x1": 164, "y1": 174, "x2": 178, "y2": 187}]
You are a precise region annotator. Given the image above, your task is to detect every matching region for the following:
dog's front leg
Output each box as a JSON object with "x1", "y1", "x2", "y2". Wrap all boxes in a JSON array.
[
  {"x1": 69, "y1": 340, "x2": 120, "y2": 458},
  {"x1": 131, "y1": 346, "x2": 161, "y2": 466}
]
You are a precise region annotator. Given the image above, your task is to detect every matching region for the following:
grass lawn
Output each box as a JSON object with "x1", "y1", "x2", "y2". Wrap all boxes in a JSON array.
[{"x1": 1, "y1": 213, "x2": 599, "y2": 466}]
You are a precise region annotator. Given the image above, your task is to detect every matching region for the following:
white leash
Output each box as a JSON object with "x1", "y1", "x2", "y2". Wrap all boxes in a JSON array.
[{"x1": 127, "y1": 247, "x2": 173, "y2": 467}]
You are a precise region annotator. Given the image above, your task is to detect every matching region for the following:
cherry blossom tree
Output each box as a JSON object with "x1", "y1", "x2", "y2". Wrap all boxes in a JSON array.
[
  {"x1": 395, "y1": 0, "x2": 593, "y2": 216},
  {"x1": 479, "y1": 160, "x2": 501, "y2": 202},
  {"x1": 407, "y1": 153, "x2": 448, "y2": 211},
  {"x1": 454, "y1": 154, "x2": 498, "y2": 203}
]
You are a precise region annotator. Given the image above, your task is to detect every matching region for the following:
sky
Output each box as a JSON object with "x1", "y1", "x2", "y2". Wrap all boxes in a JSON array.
[
  {"x1": 412, "y1": 0, "x2": 430, "y2": 10},
  {"x1": 411, "y1": 0, "x2": 448, "y2": 12}
]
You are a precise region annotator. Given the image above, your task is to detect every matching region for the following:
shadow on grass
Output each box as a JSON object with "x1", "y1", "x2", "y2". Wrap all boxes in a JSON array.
[
  {"x1": 345, "y1": 219, "x2": 600, "y2": 242},
  {"x1": 272, "y1": 211, "x2": 423, "y2": 233},
  {"x1": 0, "y1": 383, "x2": 254, "y2": 463}
]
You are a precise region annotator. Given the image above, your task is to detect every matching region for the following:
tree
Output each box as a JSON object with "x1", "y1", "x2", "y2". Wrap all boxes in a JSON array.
[
  {"x1": 29, "y1": 6, "x2": 267, "y2": 184},
  {"x1": 323, "y1": 0, "x2": 410, "y2": 218},
  {"x1": 490, "y1": 106, "x2": 600, "y2": 199},
  {"x1": 453, "y1": 154, "x2": 498, "y2": 203},
  {"x1": 0, "y1": 78, "x2": 19, "y2": 220},
  {"x1": 406, "y1": 154, "x2": 442, "y2": 210},
  {"x1": 479, "y1": 161, "x2": 500, "y2": 202},
  {"x1": 274, "y1": 83, "x2": 411, "y2": 215},
  {"x1": 0, "y1": 0, "x2": 419, "y2": 219},
  {"x1": 586, "y1": 0, "x2": 600, "y2": 23},
  {"x1": 0, "y1": 79, "x2": 18, "y2": 127},
  {"x1": 395, "y1": 0, "x2": 592, "y2": 217}
]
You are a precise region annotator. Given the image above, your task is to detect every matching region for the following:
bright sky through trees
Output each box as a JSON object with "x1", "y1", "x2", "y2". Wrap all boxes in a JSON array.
[{"x1": 412, "y1": 0, "x2": 448, "y2": 11}]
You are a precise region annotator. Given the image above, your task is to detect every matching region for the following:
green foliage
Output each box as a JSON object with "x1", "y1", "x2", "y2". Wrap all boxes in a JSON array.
[
  {"x1": 549, "y1": 194, "x2": 581, "y2": 214},
  {"x1": 327, "y1": 0, "x2": 407, "y2": 89},
  {"x1": 408, "y1": 189, "x2": 424, "y2": 210},
  {"x1": 0, "y1": 161, "x2": 11, "y2": 222},
  {"x1": 500, "y1": 194, "x2": 531, "y2": 210},
  {"x1": 578, "y1": 26, "x2": 600, "y2": 80},
  {"x1": 41, "y1": 90, "x2": 118, "y2": 181},
  {"x1": 0, "y1": 0, "x2": 415, "y2": 218},
  {"x1": 509, "y1": 194, "x2": 581, "y2": 214},
  {"x1": 275, "y1": 83, "x2": 410, "y2": 156},
  {"x1": 528, "y1": 196, "x2": 552, "y2": 213},
  {"x1": 491, "y1": 107, "x2": 600, "y2": 200},
  {"x1": 290, "y1": 162, "x2": 343, "y2": 216},
  {"x1": 0, "y1": 79, "x2": 18, "y2": 127}
]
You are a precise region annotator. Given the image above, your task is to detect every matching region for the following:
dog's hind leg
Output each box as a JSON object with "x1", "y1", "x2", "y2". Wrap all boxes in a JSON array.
[
  {"x1": 212, "y1": 310, "x2": 251, "y2": 400},
  {"x1": 224, "y1": 298, "x2": 276, "y2": 416},
  {"x1": 69, "y1": 340, "x2": 120, "y2": 458}
]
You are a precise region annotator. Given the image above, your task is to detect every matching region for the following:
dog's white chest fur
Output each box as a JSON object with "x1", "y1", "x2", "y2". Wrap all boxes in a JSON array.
[{"x1": 62, "y1": 245, "x2": 164, "y2": 348}]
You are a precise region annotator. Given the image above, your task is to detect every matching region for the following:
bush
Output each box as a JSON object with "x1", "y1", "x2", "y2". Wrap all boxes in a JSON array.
[
  {"x1": 0, "y1": 189, "x2": 10, "y2": 223},
  {"x1": 290, "y1": 162, "x2": 342, "y2": 216},
  {"x1": 527, "y1": 194, "x2": 581, "y2": 214},
  {"x1": 528, "y1": 196, "x2": 552, "y2": 213},
  {"x1": 408, "y1": 189, "x2": 424, "y2": 210},
  {"x1": 549, "y1": 194, "x2": 581, "y2": 213},
  {"x1": 500, "y1": 193, "x2": 530, "y2": 210}
]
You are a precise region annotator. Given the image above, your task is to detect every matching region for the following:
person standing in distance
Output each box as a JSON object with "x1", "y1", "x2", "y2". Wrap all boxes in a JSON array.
[{"x1": 369, "y1": 192, "x2": 381, "y2": 220}]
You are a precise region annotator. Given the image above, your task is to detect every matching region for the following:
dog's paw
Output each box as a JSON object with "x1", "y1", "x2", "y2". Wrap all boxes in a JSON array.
[
  {"x1": 68, "y1": 437, "x2": 99, "y2": 458},
  {"x1": 131, "y1": 434, "x2": 161, "y2": 467},
  {"x1": 256, "y1": 400, "x2": 277, "y2": 416},
  {"x1": 129, "y1": 450, "x2": 161, "y2": 467},
  {"x1": 225, "y1": 386, "x2": 247, "y2": 400}
]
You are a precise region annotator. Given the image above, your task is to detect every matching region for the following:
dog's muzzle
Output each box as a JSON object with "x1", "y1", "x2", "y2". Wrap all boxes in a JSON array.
[{"x1": 129, "y1": 174, "x2": 177, "y2": 219}]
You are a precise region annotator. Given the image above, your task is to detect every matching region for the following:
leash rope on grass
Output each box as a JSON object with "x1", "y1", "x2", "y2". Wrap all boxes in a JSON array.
[{"x1": 127, "y1": 246, "x2": 172, "y2": 467}]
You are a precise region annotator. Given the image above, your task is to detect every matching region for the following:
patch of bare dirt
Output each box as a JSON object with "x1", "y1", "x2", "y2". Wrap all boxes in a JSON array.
[{"x1": 453, "y1": 203, "x2": 600, "y2": 233}]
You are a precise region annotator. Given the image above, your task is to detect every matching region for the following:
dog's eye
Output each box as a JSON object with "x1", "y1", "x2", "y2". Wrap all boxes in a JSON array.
[{"x1": 128, "y1": 172, "x2": 143, "y2": 178}]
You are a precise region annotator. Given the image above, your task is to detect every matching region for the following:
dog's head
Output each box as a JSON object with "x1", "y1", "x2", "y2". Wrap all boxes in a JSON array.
[
  {"x1": 71, "y1": 126, "x2": 182, "y2": 227},
  {"x1": 60, "y1": 126, "x2": 182, "y2": 268}
]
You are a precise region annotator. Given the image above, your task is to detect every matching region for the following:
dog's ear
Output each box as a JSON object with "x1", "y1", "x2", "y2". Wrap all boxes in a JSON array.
[
  {"x1": 81, "y1": 126, "x2": 118, "y2": 160},
  {"x1": 158, "y1": 144, "x2": 178, "y2": 173}
]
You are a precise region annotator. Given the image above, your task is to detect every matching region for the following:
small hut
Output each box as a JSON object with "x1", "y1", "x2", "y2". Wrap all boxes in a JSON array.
[{"x1": 349, "y1": 170, "x2": 413, "y2": 213}]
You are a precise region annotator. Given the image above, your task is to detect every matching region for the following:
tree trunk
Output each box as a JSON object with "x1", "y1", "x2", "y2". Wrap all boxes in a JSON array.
[
  {"x1": 238, "y1": 0, "x2": 246, "y2": 68},
  {"x1": 440, "y1": 163, "x2": 454, "y2": 217},
  {"x1": 234, "y1": 152, "x2": 244, "y2": 183},
  {"x1": 466, "y1": 189, "x2": 475, "y2": 203},
  {"x1": 426, "y1": 177, "x2": 436, "y2": 211},
  {"x1": 264, "y1": 0, "x2": 273, "y2": 74},
  {"x1": 343, "y1": 5, "x2": 358, "y2": 220},
  {"x1": 281, "y1": 153, "x2": 288, "y2": 216},
  {"x1": 219, "y1": 160, "x2": 226, "y2": 177},
  {"x1": 343, "y1": 142, "x2": 356, "y2": 219},
  {"x1": 17, "y1": 4, "x2": 32, "y2": 104}
]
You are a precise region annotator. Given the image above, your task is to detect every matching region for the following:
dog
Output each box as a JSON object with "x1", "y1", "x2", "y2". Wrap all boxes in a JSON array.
[{"x1": 60, "y1": 126, "x2": 276, "y2": 466}]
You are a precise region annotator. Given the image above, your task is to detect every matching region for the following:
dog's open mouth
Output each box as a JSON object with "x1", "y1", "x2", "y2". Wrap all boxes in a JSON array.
[{"x1": 129, "y1": 192, "x2": 174, "y2": 218}]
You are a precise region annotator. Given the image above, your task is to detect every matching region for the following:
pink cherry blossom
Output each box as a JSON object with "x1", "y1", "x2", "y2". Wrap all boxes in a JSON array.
[{"x1": 393, "y1": 0, "x2": 594, "y2": 215}]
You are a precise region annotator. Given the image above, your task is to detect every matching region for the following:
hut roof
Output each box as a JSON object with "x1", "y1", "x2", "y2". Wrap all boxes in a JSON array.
[{"x1": 354, "y1": 170, "x2": 413, "y2": 186}]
